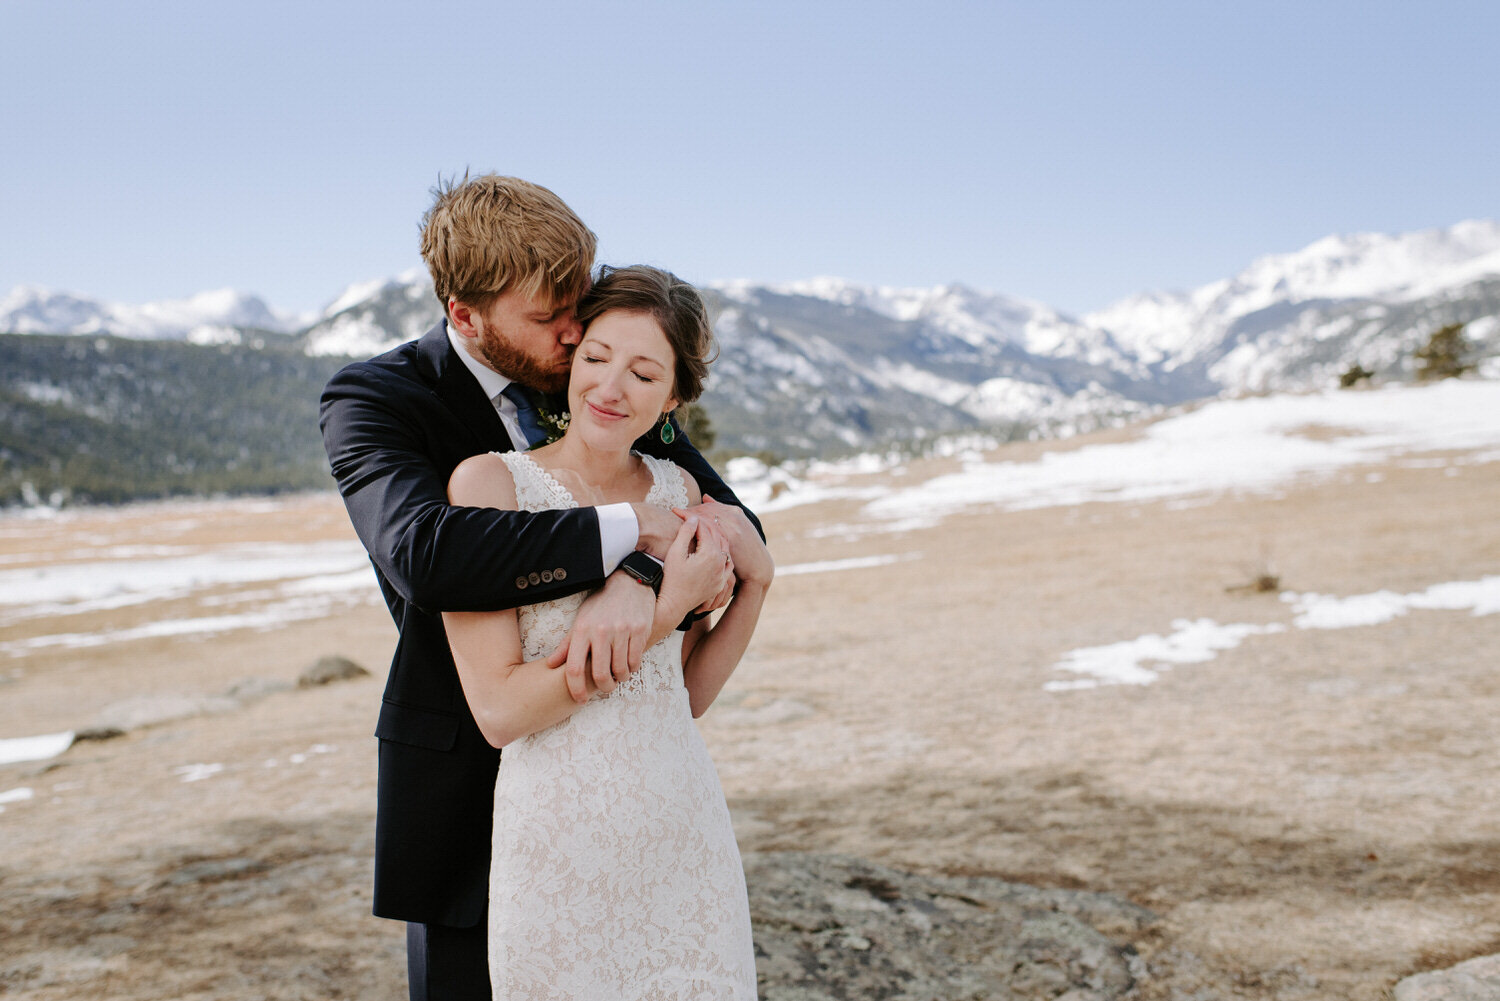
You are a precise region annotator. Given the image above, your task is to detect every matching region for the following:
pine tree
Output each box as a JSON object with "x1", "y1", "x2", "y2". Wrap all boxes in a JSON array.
[
  {"x1": 1414, "y1": 323, "x2": 1475, "y2": 381},
  {"x1": 1339, "y1": 363, "x2": 1374, "y2": 388},
  {"x1": 680, "y1": 402, "x2": 716, "y2": 450}
]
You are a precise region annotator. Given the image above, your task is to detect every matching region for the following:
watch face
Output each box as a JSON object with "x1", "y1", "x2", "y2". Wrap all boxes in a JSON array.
[{"x1": 622, "y1": 552, "x2": 663, "y2": 587}]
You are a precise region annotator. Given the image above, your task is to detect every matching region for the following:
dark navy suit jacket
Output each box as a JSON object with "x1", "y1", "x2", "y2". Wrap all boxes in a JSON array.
[{"x1": 319, "y1": 320, "x2": 757, "y2": 927}]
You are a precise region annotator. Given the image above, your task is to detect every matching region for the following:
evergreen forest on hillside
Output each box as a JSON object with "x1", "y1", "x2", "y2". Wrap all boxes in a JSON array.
[
  {"x1": 0, "y1": 335, "x2": 346, "y2": 506},
  {"x1": 0, "y1": 337, "x2": 735, "y2": 508}
]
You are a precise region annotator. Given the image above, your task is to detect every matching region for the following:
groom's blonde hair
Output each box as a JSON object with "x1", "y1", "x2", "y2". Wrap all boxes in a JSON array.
[{"x1": 419, "y1": 173, "x2": 596, "y2": 318}]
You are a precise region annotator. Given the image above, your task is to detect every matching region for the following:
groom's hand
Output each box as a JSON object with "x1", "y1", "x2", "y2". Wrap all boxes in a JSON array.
[
  {"x1": 630, "y1": 501, "x2": 688, "y2": 558},
  {"x1": 547, "y1": 573, "x2": 656, "y2": 703}
]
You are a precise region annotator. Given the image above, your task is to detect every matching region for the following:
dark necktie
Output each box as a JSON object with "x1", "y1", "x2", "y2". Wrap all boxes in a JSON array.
[{"x1": 499, "y1": 383, "x2": 548, "y2": 449}]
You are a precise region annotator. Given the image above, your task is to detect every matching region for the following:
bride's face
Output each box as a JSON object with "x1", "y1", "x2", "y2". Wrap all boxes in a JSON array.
[{"x1": 567, "y1": 309, "x2": 679, "y2": 448}]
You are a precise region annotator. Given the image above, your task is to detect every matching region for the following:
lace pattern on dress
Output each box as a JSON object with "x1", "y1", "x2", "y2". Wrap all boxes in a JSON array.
[{"x1": 499, "y1": 451, "x2": 690, "y2": 700}]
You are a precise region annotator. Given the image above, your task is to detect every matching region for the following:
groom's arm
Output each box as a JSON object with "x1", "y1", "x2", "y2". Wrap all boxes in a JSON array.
[{"x1": 320, "y1": 363, "x2": 610, "y2": 614}]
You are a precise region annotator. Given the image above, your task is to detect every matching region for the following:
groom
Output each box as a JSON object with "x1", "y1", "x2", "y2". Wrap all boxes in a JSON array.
[{"x1": 319, "y1": 174, "x2": 760, "y2": 1001}]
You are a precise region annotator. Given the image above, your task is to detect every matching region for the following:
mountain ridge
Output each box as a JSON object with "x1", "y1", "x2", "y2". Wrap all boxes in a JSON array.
[
  {"x1": 4, "y1": 219, "x2": 1498, "y2": 460},
  {"x1": 0, "y1": 285, "x2": 311, "y2": 344}
]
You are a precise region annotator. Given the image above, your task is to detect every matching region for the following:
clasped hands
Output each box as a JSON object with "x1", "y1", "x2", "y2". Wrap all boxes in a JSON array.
[{"x1": 545, "y1": 497, "x2": 770, "y2": 703}]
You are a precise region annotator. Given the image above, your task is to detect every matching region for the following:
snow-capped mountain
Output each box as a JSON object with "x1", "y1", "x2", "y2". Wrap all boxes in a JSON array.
[
  {"x1": 301, "y1": 267, "x2": 436, "y2": 356},
  {"x1": 293, "y1": 270, "x2": 1165, "y2": 453},
  {"x1": 0, "y1": 285, "x2": 306, "y2": 344},
  {"x1": 5, "y1": 219, "x2": 1497, "y2": 457},
  {"x1": 704, "y1": 222, "x2": 1500, "y2": 446},
  {"x1": 701, "y1": 282, "x2": 1164, "y2": 454},
  {"x1": 725, "y1": 278, "x2": 1146, "y2": 374},
  {"x1": 1086, "y1": 219, "x2": 1500, "y2": 373}
]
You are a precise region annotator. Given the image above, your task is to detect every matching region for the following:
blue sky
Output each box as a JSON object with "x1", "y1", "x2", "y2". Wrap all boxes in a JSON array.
[{"x1": 2, "y1": 0, "x2": 1496, "y2": 316}]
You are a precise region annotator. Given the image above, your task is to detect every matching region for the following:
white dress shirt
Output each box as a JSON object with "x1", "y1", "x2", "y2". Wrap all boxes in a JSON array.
[{"x1": 446, "y1": 321, "x2": 639, "y2": 572}]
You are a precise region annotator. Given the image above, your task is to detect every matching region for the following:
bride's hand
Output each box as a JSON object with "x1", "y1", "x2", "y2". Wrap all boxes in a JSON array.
[{"x1": 659, "y1": 515, "x2": 734, "y2": 617}]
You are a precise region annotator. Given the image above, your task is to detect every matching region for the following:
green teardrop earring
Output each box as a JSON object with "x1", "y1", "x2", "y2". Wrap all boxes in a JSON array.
[{"x1": 659, "y1": 416, "x2": 675, "y2": 445}]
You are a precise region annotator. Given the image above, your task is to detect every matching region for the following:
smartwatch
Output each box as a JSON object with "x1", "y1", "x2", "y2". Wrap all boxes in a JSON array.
[{"x1": 618, "y1": 551, "x2": 664, "y2": 594}]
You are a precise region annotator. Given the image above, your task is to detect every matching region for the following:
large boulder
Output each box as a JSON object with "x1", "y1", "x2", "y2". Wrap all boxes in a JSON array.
[
  {"x1": 745, "y1": 853, "x2": 1156, "y2": 1000},
  {"x1": 1395, "y1": 954, "x2": 1500, "y2": 1001}
]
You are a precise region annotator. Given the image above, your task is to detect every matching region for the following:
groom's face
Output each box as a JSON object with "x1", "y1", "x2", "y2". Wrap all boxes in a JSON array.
[{"x1": 470, "y1": 288, "x2": 584, "y2": 393}]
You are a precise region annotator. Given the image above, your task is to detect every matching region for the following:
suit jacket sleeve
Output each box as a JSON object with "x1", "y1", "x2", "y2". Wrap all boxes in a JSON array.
[{"x1": 320, "y1": 364, "x2": 607, "y2": 614}]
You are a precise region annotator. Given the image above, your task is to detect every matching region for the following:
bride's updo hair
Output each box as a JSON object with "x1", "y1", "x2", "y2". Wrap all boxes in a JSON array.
[{"x1": 576, "y1": 265, "x2": 717, "y2": 406}]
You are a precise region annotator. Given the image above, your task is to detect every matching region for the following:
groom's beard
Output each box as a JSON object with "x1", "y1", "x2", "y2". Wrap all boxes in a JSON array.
[{"x1": 478, "y1": 329, "x2": 572, "y2": 394}]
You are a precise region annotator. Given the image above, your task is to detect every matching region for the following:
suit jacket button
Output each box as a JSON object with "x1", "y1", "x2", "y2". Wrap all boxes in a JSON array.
[
  {"x1": 554, "y1": 568, "x2": 567, "y2": 582},
  {"x1": 515, "y1": 576, "x2": 528, "y2": 589},
  {"x1": 528, "y1": 572, "x2": 541, "y2": 585},
  {"x1": 541, "y1": 570, "x2": 554, "y2": 583}
]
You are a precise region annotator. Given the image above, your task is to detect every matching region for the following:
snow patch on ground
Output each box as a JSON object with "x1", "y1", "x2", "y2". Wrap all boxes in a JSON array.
[
  {"x1": 0, "y1": 540, "x2": 373, "y2": 623},
  {"x1": 865, "y1": 380, "x2": 1500, "y2": 523},
  {"x1": 778, "y1": 554, "x2": 919, "y2": 577},
  {"x1": 0, "y1": 731, "x2": 74, "y2": 765},
  {"x1": 1049, "y1": 574, "x2": 1500, "y2": 691},
  {"x1": 1285, "y1": 576, "x2": 1500, "y2": 628},
  {"x1": 0, "y1": 537, "x2": 381, "y2": 655},
  {"x1": 1045, "y1": 620, "x2": 1287, "y2": 691},
  {"x1": 0, "y1": 786, "x2": 35, "y2": 812}
]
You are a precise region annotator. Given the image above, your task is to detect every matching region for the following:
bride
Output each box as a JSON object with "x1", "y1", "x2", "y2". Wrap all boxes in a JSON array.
[{"x1": 441, "y1": 265, "x2": 771, "y2": 1000}]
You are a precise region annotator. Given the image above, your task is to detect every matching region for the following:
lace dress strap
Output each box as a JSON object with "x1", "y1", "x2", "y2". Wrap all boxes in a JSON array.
[
  {"x1": 499, "y1": 449, "x2": 685, "y2": 512},
  {"x1": 640, "y1": 453, "x2": 690, "y2": 510},
  {"x1": 496, "y1": 451, "x2": 577, "y2": 513}
]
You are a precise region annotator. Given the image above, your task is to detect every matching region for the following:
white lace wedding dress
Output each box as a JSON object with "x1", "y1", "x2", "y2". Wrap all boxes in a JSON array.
[{"x1": 486, "y1": 450, "x2": 757, "y2": 1001}]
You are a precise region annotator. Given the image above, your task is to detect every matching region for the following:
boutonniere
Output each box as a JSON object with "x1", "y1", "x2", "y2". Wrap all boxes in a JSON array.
[{"x1": 531, "y1": 404, "x2": 571, "y2": 449}]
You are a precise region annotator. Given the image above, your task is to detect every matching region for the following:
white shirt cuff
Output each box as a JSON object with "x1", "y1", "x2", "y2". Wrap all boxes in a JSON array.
[{"x1": 597, "y1": 502, "x2": 639, "y2": 573}]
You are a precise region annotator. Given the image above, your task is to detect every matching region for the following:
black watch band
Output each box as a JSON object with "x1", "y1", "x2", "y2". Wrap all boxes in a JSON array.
[{"x1": 618, "y1": 551, "x2": 664, "y2": 594}]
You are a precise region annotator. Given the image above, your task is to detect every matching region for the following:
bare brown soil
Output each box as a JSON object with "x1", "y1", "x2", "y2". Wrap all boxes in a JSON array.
[{"x1": 2, "y1": 438, "x2": 1498, "y2": 999}]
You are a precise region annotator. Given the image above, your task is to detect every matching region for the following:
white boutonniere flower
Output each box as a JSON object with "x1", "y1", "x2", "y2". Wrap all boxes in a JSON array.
[{"x1": 531, "y1": 406, "x2": 571, "y2": 448}]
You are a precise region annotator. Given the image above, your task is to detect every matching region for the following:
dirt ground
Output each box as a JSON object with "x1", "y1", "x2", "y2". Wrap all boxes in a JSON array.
[{"x1": 2, "y1": 432, "x2": 1498, "y2": 1000}]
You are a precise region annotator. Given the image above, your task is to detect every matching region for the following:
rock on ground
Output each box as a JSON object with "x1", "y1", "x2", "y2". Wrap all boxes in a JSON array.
[
  {"x1": 297, "y1": 655, "x2": 370, "y2": 688},
  {"x1": 1395, "y1": 954, "x2": 1500, "y2": 1001},
  {"x1": 745, "y1": 853, "x2": 1157, "y2": 1001},
  {"x1": 93, "y1": 693, "x2": 240, "y2": 732}
]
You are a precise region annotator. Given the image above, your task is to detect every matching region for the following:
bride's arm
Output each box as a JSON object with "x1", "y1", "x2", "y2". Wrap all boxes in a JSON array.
[
  {"x1": 679, "y1": 580, "x2": 770, "y2": 719},
  {"x1": 445, "y1": 606, "x2": 600, "y2": 748},
  {"x1": 442, "y1": 454, "x2": 598, "y2": 748},
  {"x1": 672, "y1": 471, "x2": 775, "y2": 718}
]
